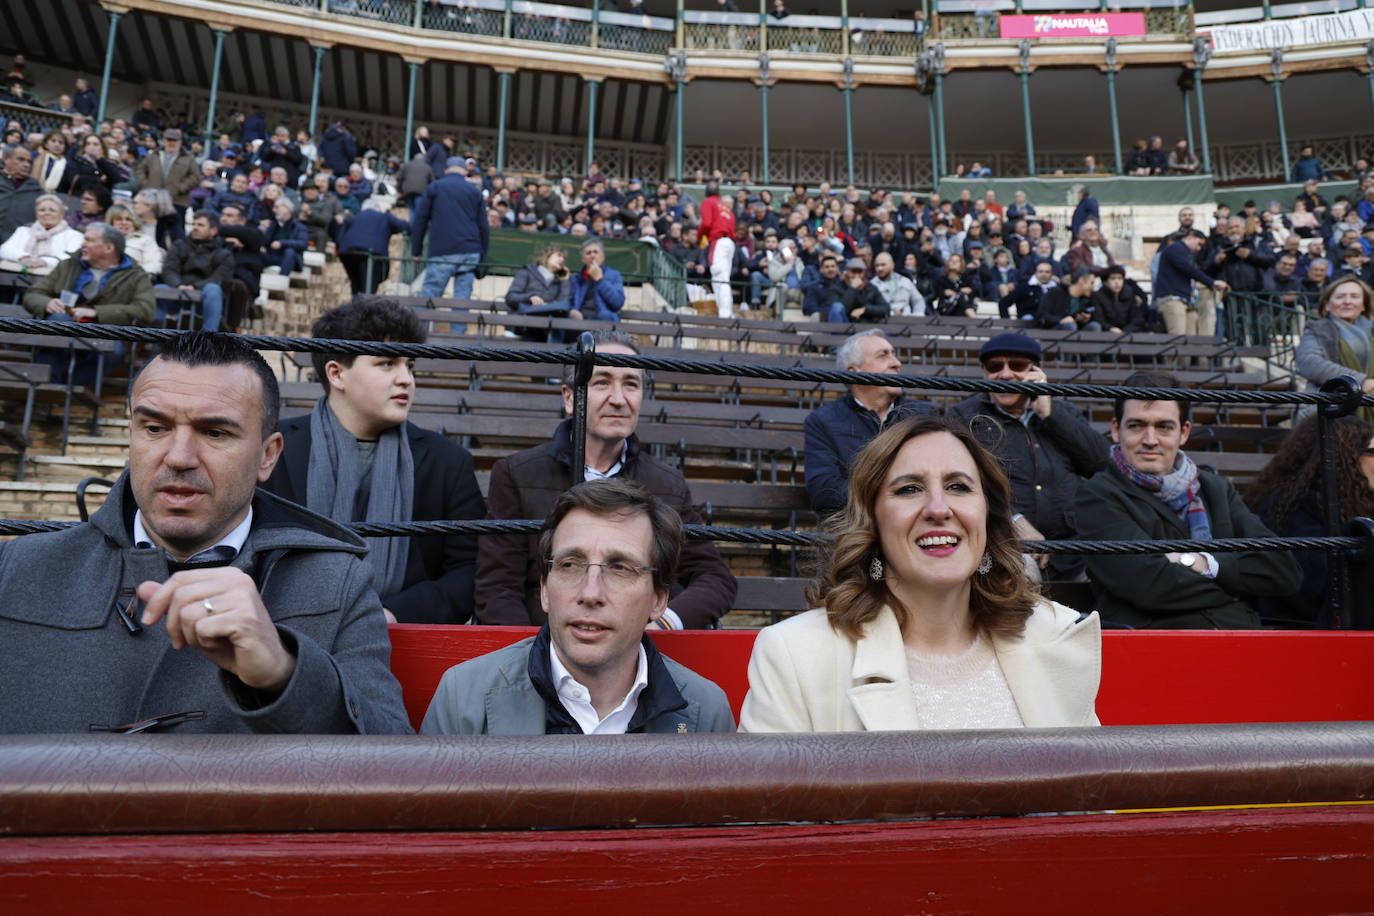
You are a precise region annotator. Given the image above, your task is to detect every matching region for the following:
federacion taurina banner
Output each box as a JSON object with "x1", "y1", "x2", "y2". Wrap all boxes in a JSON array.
[{"x1": 1203, "y1": 7, "x2": 1374, "y2": 53}]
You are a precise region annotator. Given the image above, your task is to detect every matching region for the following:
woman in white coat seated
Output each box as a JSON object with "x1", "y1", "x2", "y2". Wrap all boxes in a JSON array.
[
  {"x1": 105, "y1": 204, "x2": 164, "y2": 276},
  {"x1": 0, "y1": 194, "x2": 84, "y2": 273},
  {"x1": 740, "y1": 414, "x2": 1101, "y2": 733}
]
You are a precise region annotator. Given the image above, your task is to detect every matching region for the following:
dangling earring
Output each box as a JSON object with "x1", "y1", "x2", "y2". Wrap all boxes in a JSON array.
[
  {"x1": 869, "y1": 557, "x2": 884, "y2": 580},
  {"x1": 977, "y1": 554, "x2": 993, "y2": 575}
]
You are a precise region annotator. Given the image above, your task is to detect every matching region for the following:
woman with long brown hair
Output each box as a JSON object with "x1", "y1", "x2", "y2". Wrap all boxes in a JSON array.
[
  {"x1": 1248, "y1": 414, "x2": 1374, "y2": 627},
  {"x1": 740, "y1": 414, "x2": 1101, "y2": 732}
]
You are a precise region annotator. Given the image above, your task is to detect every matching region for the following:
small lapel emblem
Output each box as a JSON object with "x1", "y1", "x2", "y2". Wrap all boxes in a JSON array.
[{"x1": 677, "y1": 723, "x2": 687, "y2": 734}]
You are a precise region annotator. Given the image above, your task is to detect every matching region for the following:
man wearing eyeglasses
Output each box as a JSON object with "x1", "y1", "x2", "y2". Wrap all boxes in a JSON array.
[
  {"x1": 948, "y1": 332, "x2": 1108, "y2": 581},
  {"x1": 422, "y1": 479, "x2": 734, "y2": 735}
]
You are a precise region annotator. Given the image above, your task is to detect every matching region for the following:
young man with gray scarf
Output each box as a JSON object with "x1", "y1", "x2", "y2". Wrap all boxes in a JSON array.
[{"x1": 263, "y1": 296, "x2": 486, "y2": 624}]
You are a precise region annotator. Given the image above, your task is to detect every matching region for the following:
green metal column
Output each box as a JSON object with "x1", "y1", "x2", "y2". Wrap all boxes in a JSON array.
[
  {"x1": 927, "y1": 96, "x2": 938, "y2": 187},
  {"x1": 1270, "y1": 50, "x2": 1289, "y2": 181},
  {"x1": 759, "y1": 55, "x2": 771, "y2": 184},
  {"x1": 931, "y1": 43, "x2": 947, "y2": 180},
  {"x1": 308, "y1": 45, "x2": 327, "y2": 140},
  {"x1": 496, "y1": 70, "x2": 511, "y2": 172},
  {"x1": 1104, "y1": 40, "x2": 1122, "y2": 175},
  {"x1": 403, "y1": 60, "x2": 421, "y2": 161},
  {"x1": 203, "y1": 28, "x2": 228, "y2": 143},
  {"x1": 1182, "y1": 85, "x2": 1195, "y2": 152},
  {"x1": 1366, "y1": 43, "x2": 1374, "y2": 120},
  {"x1": 669, "y1": 52, "x2": 686, "y2": 180},
  {"x1": 412, "y1": 0, "x2": 423, "y2": 28},
  {"x1": 96, "y1": 10, "x2": 123, "y2": 124},
  {"x1": 503, "y1": 0, "x2": 513, "y2": 39},
  {"x1": 585, "y1": 78, "x2": 600, "y2": 169},
  {"x1": 1193, "y1": 39, "x2": 1213, "y2": 174},
  {"x1": 841, "y1": 58, "x2": 855, "y2": 185},
  {"x1": 591, "y1": 0, "x2": 601, "y2": 47},
  {"x1": 1261, "y1": 0, "x2": 1272, "y2": 18},
  {"x1": 933, "y1": 71, "x2": 946, "y2": 179},
  {"x1": 840, "y1": 0, "x2": 850, "y2": 56},
  {"x1": 1018, "y1": 41, "x2": 1035, "y2": 177}
]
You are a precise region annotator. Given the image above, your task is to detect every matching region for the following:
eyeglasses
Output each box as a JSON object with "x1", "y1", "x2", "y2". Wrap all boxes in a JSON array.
[
  {"x1": 546, "y1": 557, "x2": 655, "y2": 591},
  {"x1": 982, "y1": 357, "x2": 1032, "y2": 374}
]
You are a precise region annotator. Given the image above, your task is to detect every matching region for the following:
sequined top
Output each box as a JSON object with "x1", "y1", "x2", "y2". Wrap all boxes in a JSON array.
[{"x1": 905, "y1": 630, "x2": 1025, "y2": 730}]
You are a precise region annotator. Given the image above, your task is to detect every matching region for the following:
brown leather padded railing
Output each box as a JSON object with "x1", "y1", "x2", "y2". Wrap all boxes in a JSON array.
[{"x1": 2, "y1": 723, "x2": 1371, "y2": 836}]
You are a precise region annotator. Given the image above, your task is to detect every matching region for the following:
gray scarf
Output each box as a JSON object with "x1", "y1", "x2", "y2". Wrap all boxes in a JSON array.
[{"x1": 306, "y1": 396, "x2": 413, "y2": 598}]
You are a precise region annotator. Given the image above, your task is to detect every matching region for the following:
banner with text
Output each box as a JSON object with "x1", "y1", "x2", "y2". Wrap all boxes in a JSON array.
[
  {"x1": 999, "y1": 12, "x2": 1146, "y2": 38},
  {"x1": 1204, "y1": 8, "x2": 1374, "y2": 53}
]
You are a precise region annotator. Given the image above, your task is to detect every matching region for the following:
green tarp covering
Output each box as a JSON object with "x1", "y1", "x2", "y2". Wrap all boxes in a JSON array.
[
  {"x1": 483, "y1": 229, "x2": 661, "y2": 279},
  {"x1": 1214, "y1": 180, "x2": 1358, "y2": 212},
  {"x1": 938, "y1": 175, "x2": 1216, "y2": 207}
]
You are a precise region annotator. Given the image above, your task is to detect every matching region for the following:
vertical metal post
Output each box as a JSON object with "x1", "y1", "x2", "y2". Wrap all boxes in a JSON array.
[
  {"x1": 404, "y1": 60, "x2": 421, "y2": 161},
  {"x1": 927, "y1": 95, "x2": 939, "y2": 187},
  {"x1": 570, "y1": 332, "x2": 596, "y2": 485},
  {"x1": 1366, "y1": 44, "x2": 1374, "y2": 126},
  {"x1": 1261, "y1": 0, "x2": 1272, "y2": 18},
  {"x1": 413, "y1": 0, "x2": 423, "y2": 28},
  {"x1": 668, "y1": 52, "x2": 686, "y2": 180},
  {"x1": 1105, "y1": 41, "x2": 1122, "y2": 175},
  {"x1": 1182, "y1": 84, "x2": 1195, "y2": 152},
  {"x1": 1317, "y1": 378, "x2": 1358, "y2": 627},
  {"x1": 308, "y1": 45, "x2": 327, "y2": 140},
  {"x1": 203, "y1": 28, "x2": 228, "y2": 144},
  {"x1": 496, "y1": 70, "x2": 511, "y2": 172},
  {"x1": 585, "y1": 78, "x2": 599, "y2": 170},
  {"x1": 1193, "y1": 39, "x2": 1213, "y2": 174},
  {"x1": 759, "y1": 55, "x2": 771, "y2": 184},
  {"x1": 1271, "y1": 79, "x2": 1290, "y2": 180},
  {"x1": 676, "y1": 0, "x2": 684, "y2": 48},
  {"x1": 503, "y1": 0, "x2": 513, "y2": 39},
  {"x1": 1018, "y1": 42, "x2": 1035, "y2": 177},
  {"x1": 931, "y1": 43, "x2": 947, "y2": 180},
  {"x1": 591, "y1": 0, "x2": 601, "y2": 48},
  {"x1": 759, "y1": 0, "x2": 768, "y2": 54},
  {"x1": 841, "y1": 58, "x2": 855, "y2": 186},
  {"x1": 841, "y1": 0, "x2": 850, "y2": 56},
  {"x1": 842, "y1": 87, "x2": 855, "y2": 185},
  {"x1": 96, "y1": 10, "x2": 123, "y2": 124}
]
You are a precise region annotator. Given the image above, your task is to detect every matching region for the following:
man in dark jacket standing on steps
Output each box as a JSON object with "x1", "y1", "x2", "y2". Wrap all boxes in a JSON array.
[
  {"x1": 156, "y1": 211, "x2": 234, "y2": 331},
  {"x1": 804, "y1": 329, "x2": 937, "y2": 516},
  {"x1": 411, "y1": 157, "x2": 488, "y2": 300},
  {"x1": 476, "y1": 330, "x2": 736, "y2": 629}
]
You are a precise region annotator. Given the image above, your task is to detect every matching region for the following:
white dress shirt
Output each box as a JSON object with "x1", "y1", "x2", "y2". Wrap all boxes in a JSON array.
[{"x1": 549, "y1": 641, "x2": 649, "y2": 734}]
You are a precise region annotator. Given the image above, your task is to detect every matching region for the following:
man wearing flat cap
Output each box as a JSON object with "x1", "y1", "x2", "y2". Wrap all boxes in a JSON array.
[
  {"x1": 948, "y1": 332, "x2": 1108, "y2": 580},
  {"x1": 831, "y1": 257, "x2": 888, "y2": 324}
]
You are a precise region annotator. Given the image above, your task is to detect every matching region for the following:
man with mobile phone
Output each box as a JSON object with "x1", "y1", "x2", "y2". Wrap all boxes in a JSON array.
[{"x1": 948, "y1": 332, "x2": 1108, "y2": 580}]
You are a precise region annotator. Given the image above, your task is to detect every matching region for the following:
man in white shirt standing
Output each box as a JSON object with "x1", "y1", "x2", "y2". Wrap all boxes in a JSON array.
[{"x1": 421, "y1": 479, "x2": 735, "y2": 735}]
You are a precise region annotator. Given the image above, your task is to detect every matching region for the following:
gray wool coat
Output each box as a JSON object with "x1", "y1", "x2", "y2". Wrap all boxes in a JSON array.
[
  {"x1": 0, "y1": 474, "x2": 413, "y2": 734},
  {"x1": 420, "y1": 636, "x2": 736, "y2": 735}
]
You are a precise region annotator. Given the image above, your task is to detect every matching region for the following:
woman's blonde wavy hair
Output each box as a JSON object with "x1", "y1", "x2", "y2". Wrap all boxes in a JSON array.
[{"x1": 810, "y1": 414, "x2": 1039, "y2": 640}]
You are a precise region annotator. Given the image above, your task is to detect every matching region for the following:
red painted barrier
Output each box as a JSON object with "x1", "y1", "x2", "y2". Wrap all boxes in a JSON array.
[
  {"x1": 3, "y1": 807, "x2": 1371, "y2": 915},
  {"x1": 388, "y1": 626, "x2": 1374, "y2": 730}
]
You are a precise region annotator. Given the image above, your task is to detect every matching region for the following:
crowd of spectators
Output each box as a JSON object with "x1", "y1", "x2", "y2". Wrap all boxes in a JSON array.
[{"x1": 1, "y1": 66, "x2": 413, "y2": 329}]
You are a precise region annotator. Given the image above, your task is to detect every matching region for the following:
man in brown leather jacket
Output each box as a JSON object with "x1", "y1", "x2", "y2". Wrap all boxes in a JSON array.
[{"x1": 475, "y1": 330, "x2": 737, "y2": 629}]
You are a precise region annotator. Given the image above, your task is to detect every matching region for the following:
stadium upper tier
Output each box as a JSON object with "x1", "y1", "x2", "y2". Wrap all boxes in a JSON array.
[{"x1": 40, "y1": 0, "x2": 1374, "y2": 84}]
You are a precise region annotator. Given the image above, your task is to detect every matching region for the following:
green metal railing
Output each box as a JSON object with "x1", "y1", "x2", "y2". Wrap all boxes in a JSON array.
[
  {"x1": 363, "y1": 244, "x2": 689, "y2": 313},
  {"x1": 1222, "y1": 290, "x2": 1318, "y2": 371},
  {"x1": 250, "y1": 0, "x2": 1191, "y2": 59}
]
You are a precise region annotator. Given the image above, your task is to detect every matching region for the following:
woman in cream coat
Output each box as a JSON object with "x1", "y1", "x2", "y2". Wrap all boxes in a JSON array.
[{"x1": 740, "y1": 414, "x2": 1100, "y2": 733}]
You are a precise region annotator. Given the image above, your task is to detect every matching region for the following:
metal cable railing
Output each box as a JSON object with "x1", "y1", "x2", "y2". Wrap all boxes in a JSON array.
[{"x1": 1, "y1": 317, "x2": 1370, "y2": 626}]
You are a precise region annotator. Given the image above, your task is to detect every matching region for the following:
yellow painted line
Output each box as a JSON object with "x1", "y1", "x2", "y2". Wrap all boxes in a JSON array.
[{"x1": 1115, "y1": 801, "x2": 1374, "y2": 814}]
